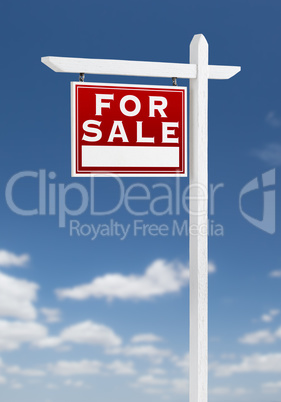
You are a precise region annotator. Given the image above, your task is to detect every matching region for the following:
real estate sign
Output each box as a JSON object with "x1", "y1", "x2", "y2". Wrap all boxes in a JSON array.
[{"x1": 71, "y1": 82, "x2": 187, "y2": 176}]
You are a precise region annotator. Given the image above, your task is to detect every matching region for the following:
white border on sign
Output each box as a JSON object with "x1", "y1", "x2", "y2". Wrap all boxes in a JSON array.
[{"x1": 71, "y1": 81, "x2": 187, "y2": 177}]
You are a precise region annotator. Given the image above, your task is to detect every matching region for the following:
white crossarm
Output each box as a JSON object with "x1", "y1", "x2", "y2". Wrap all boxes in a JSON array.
[
  {"x1": 209, "y1": 65, "x2": 241, "y2": 79},
  {"x1": 41, "y1": 56, "x2": 240, "y2": 80}
]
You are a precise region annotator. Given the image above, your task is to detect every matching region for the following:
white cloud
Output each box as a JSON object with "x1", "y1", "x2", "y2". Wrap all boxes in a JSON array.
[
  {"x1": 138, "y1": 375, "x2": 169, "y2": 386},
  {"x1": 208, "y1": 262, "x2": 216, "y2": 274},
  {"x1": 266, "y1": 111, "x2": 281, "y2": 128},
  {"x1": 60, "y1": 321, "x2": 122, "y2": 347},
  {"x1": 49, "y1": 359, "x2": 136, "y2": 377},
  {"x1": 209, "y1": 387, "x2": 250, "y2": 396},
  {"x1": 35, "y1": 320, "x2": 122, "y2": 351},
  {"x1": 253, "y1": 143, "x2": 281, "y2": 166},
  {"x1": 212, "y1": 353, "x2": 281, "y2": 377},
  {"x1": 56, "y1": 345, "x2": 72, "y2": 352},
  {"x1": 6, "y1": 366, "x2": 45, "y2": 377},
  {"x1": 0, "y1": 250, "x2": 29, "y2": 267},
  {"x1": 0, "y1": 339, "x2": 19, "y2": 351},
  {"x1": 11, "y1": 382, "x2": 23, "y2": 389},
  {"x1": 46, "y1": 383, "x2": 58, "y2": 389},
  {"x1": 238, "y1": 325, "x2": 281, "y2": 345},
  {"x1": 148, "y1": 368, "x2": 166, "y2": 376},
  {"x1": 49, "y1": 360, "x2": 103, "y2": 376},
  {"x1": 56, "y1": 259, "x2": 216, "y2": 302},
  {"x1": 107, "y1": 345, "x2": 172, "y2": 364},
  {"x1": 131, "y1": 334, "x2": 163, "y2": 344},
  {"x1": 173, "y1": 353, "x2": 189, "y2": 373},
  {"x1": 234, "y1": 388, "x2": 251, "y2": 395},
  {"x1": 0, "y1": 272, "x2": 39, "y2": 320},
  {"x1": 56, "y1": 260, "x2": 188, "y2": 301},
  {"x1": 209, "y1": 387, "x2": 230, "y2": 395},
  {"x1": 262, "y1": 380, "x2": 281, "y2": 394},
  {"x1": 269, "y1": 270, "x2": 281, "y2": 278},
  {"x1": 28, "y1": 379, "x2": 42, "y2": 385},
  {"x1": 135, "y1": 374, "x2": 188, "y2": 395},
  {"x1": 239, "y1": 329, "x2": 275, "y2": 345},
  {"x1": 34, "y1": 337, "x2": 62, "y2": 349},
  {"x1": 0, "y1": 320, "x2": 47, "y2": 351},
  {"x1": 274, "y1": 326, "x2": 281, "y2": 339},
  {"x1": 220, "y1": 354, "x2": 236, "y2": 360},
  {"x1": 142, "y1": 387, "x2": 165, "y2": 395},
  {"x1": 171, "y1": 378, "x2": 188, "y2": 394},
  {"x1": 0, "y1": 376, "x2": 7, "y2": 385},
  {"x1": 107, "y1": 360, "x2": 136, "y2": 375},
  {"x1": 41, "y1": 308, "x2": 61, "y2": 323},
  {"x1": 261, "y1": 309, "x2": 280, "y2": 323},
  {"x1": 64, "y1": 379, "x2": 85, "y2": 388},
  {"x1": 261, "y1": 314, "x2": 273, "y2": 323}
]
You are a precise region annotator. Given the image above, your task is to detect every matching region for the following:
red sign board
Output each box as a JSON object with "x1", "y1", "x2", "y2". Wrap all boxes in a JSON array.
[{"x1": 71, "y1": 82, "x2": 187, "y2": 176}]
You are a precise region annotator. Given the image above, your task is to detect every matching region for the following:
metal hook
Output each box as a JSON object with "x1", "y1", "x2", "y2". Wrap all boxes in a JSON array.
[
  {"x1": 172, "y1": 77, "x2": 177, "y2": 86},
  {"x1": 79, "y1": 73, "x2": 85, "y2": 82}
]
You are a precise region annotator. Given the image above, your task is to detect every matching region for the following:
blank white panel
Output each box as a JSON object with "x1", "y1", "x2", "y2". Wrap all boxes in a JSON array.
[{"x1": 82, "y1": 146, "x2": 179, "y2": 167}]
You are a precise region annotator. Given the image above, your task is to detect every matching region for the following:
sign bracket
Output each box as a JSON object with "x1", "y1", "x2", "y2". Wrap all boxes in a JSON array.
[{"x1": 42, "y1": 53, "x2": 240, "y2": 80}]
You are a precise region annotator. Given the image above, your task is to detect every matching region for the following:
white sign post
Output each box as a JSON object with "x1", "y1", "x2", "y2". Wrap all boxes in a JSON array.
[
  {"x1": 42, "y1": 34, "x2": 240, "y2": 402},
  {"x1": 189, "y1": 34, "x2": 209, "y2": 402}
]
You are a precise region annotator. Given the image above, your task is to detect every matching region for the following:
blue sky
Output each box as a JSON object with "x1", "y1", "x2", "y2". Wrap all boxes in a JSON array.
[{"x1": 0, "y1": 0, "x2": 281, "y2": 401}]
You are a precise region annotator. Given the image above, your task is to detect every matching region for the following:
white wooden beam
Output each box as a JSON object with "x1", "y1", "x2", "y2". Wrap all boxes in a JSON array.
[
  {"x1": 189, "y1": 34, "x2": 209, "y2": 402},
  {"x1": 41, "y1": 57, "x2": 197, "y2": 79},
  {"x1": 209, "y1": 65, "x2": 240, "y2": 80},
  {"x1": 41, "y1": 56, "x2": 240, "y2": 80}
]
